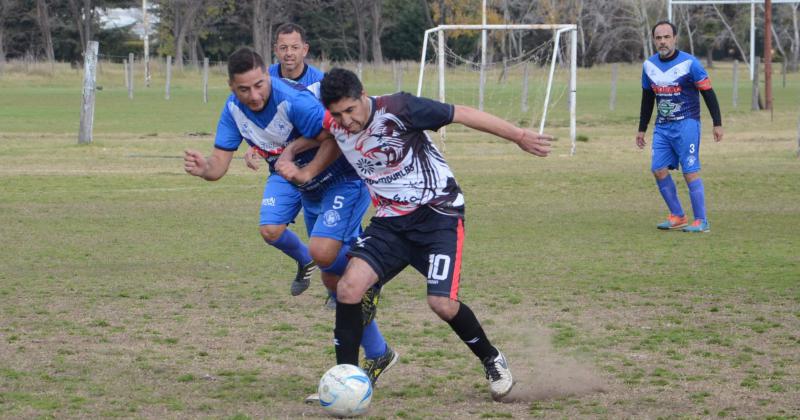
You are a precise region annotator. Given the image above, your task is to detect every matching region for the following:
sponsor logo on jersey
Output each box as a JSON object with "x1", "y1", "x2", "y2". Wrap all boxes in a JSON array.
[
  {"x1": 658, "y1": 100, "x2": 680, "y2": 117},
  {"x1": 652, "y1": 84, "x2": 682, "y2": 95},
  {"x1": 323, "y1": 209, "x2": 341, "y2": 227},
  {"x1": 356, "y1": 158, "x2": 376, "y2": 175}
]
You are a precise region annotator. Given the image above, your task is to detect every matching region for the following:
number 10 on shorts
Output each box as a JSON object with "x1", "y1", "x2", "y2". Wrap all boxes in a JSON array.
[{"x1": 427, "y1": 254, "x2": 451, "y2": 283}]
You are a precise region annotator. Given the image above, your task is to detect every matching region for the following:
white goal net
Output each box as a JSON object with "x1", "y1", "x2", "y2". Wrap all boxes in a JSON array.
[{"x1": 417, "y1": 24, "x2": 578, "y2": 154}]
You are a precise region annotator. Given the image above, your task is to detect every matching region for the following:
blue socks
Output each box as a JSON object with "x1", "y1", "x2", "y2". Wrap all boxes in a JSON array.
[
  {"x1": 656, "y1": 175, "x2": 684, "y2": 216},
  {"x1": 688, "y1": 178, "x2": 706, "y2": 221},
  {"x1": 265, "y1": 229, "x2": 312, "y2": 266},
  {"x1": 361, "y1": 319, "x2": 388, "y2": 359},
  {"x1": 330, "y1": 290, "x2": 388, "y2": 360}
]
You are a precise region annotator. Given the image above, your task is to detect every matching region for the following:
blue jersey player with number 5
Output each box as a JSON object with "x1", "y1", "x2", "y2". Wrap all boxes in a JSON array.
[
  {"x1": 636, "y1": 21, "x2": 723, "y2": 233},
  {"x1": 183, "y1": 48, "x2": 398, "y2": 398}
]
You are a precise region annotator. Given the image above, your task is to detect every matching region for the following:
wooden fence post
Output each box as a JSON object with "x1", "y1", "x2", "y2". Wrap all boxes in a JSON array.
[
  {"x1": 165, "y1": 56, "x2": 172, "y2": 100},
  {"x1": 751, "y1": 57, "x2": 760, "y2": 111},
  {"x1": 609, "y1": 63, "x2": 618, "y2": 111},
  {"x1": 521, "y1": 61, "x2": 530, "y2": 114},
  {"x1": 78, "y1": 41, "x2": 99, "y2": 144},
  {"x1": 732, "y1": 60, "x2": 739, "y2": 108},
  {"x1": 128, "y1": 52, "x2": 134, "y2": 99},
  {"x1": 202, "y1": 57, "x2": 209, "y2": 103}
]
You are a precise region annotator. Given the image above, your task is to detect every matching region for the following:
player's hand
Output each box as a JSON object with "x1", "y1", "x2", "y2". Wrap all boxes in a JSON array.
[
  {"x1": 244, "y1": 146, "x2": 261, "y2": 170},
  {"x1": 183, "y1": 149, "x2": 207, "y2": 177},
  {"x1": 275, "y1": 158, "x2": 311, "y2": 185},
  {"x1": 713, "y1": 126, "x2": 723, "y2": 142},
  {"x1": 516, "y1": 129, "x2": 552, "y2": 157},
  {"x1": 636, "y1": 131, "x2": 647, "y2": 149}
]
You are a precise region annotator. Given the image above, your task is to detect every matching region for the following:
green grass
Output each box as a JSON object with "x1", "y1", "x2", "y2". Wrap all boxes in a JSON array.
[{"x1": 1, "y1": 60, "x2": 799, "y2": 418}]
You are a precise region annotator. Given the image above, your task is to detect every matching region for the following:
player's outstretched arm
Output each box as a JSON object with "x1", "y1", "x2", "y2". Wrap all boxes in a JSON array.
[
  {"x1": 451, "y1": 105, "x2": 551, "y2": 157},
  {"x1": 183, "y1": 148, "x2": 234, "y2": 181}
]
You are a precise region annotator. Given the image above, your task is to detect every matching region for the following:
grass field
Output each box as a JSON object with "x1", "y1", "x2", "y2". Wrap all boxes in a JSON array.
[{"x1": 1, "y1": 60, "x2": 799, "y2": 419}]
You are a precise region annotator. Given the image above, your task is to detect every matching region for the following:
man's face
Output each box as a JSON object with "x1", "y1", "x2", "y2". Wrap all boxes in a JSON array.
[
  {"x1": 229, "y1": 67, "x2": 270, "y2": 112},
  {"x1": 274, "y1": 31, "x2": 309, "y2": 74},
  {"x1": 327, "y1": 93, "x2": 371, "y2": 133},
  {"x1": 653, "y1": 24, "x2": 677, "y2": 58}
]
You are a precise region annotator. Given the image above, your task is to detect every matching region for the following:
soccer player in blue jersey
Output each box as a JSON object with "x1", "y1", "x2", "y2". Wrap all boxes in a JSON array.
[
  {"x1": 636, "y1": 21, "x2": 723, "y2": 233},
  {"x1": 279, "y1": 68, "x2": 552, "y2": 401},
  {"x1": 243, "y1": 23, "x2": 328, "y2": 300},
  {"x1": 183, "y1": 48, "x2": 397, "y2": 392}
]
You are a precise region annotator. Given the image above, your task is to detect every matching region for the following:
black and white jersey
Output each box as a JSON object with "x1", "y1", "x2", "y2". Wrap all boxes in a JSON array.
[{"x1": 323, "y1": 93, "x2": 464, "y2": 217}]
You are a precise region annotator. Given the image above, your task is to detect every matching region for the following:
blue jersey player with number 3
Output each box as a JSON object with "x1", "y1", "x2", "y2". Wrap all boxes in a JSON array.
[{"x1": 636, "y1": 21, "x2": 723, "y2": 233}]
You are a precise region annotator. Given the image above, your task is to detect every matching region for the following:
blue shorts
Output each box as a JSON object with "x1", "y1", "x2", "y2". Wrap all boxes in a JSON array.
[
  {"x1": 651, "y1": 118, "x2": 701, "y2": 174},
  {"x1": 259, "y1": 173, "x2": 302, "y2": 226},
  {"x1": 301, "y1": 179, "x2": 370, "y2": 243}
]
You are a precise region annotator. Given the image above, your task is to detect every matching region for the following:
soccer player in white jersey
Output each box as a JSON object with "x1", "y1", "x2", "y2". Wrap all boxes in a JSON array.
[
  {"x1": 636, "y1": 21, "x2": 723, "y2": 233},
  {"x1": 277, "y1": 68, "x2": 552, "y2": 401},
  {"x1": 184, "y1": 50, "x2": 397, "y2": 392},
  {"x1": 243, "y1": 23, "x2": 326, "y2": 296}
]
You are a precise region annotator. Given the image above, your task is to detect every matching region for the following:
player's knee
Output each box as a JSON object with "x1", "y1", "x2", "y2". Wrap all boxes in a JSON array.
[
  {"x1": 684, "y1": 171, "x2": 701, "y2": 183},
  {"x1": 309, "y1": 238, "x2": 341, "y2": 268},
  {"x1": 259, "y1": 224, "x2": 285, "y2": 243},
  {"x1": 653, "y1": 168, "x2": 669, "y2": 180},
  {"x1": 427, "y1": 296, "x2": 459, "y2": 321},
  {"x1": 309, "y1": 245, "x2": 337, "y2": 268},
  {"x1": 336, "y1": 277, "x2": 364, "y2": 304}
]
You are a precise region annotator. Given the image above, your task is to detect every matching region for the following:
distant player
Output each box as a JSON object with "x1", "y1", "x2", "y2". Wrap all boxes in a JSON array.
[
  {"x1": 278, "y1": 68, "x2": 552, "y2": 401},
  {"x1": 636, "y1": 20, "x2": 723, "y2": 233},
  {"x1": 243, "y1": 23, "x2": 325, "y2": 296},
  {"x1": 184, "y1": 49, "x2": 397, "y2": 394}
]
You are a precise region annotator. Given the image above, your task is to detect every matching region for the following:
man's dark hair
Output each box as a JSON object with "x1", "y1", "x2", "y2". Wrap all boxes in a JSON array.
[
  {"x1": 275, "y1": 23, "x2": 307, "y2": 43},
  {"x1": 651, "y1": 20, "x2": 677, "y2": 37},
  {"x1": 320, "y1": 68, "x2": 363, "y2": 108},
  {"x1": 227, "y1": 47, "x2": 266, "y2": 80}
]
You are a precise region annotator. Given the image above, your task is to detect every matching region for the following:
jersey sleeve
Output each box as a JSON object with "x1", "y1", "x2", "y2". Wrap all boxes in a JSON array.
[
  {"x1": 691, "y1": 58, "x2": 712, "y2": 90},
  {"x1": 641, "y1": 66, "x2": 651, "y2": 90},
  {"x1": 288, "y1": 91, "x2": 325, "y2": 139},
  {"x1": 403, "y1": 93, "x2": 454, "y2": 131},
  {"x1": 213, "y1": 101, "x2": 243, "y2": 151}
]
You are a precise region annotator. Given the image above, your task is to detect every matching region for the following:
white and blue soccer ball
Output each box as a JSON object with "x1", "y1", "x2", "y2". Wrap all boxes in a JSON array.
[{"x1": 318, "y1": 364, "x2": 372, "y2": 417}]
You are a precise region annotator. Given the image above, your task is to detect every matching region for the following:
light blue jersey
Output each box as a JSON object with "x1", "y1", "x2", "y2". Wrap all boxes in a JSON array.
[
  {"x1": 641, "y1": 50, "x2": 711, "y2": 125},
  {"x1": 269, "y1": 63, "x2": 324, "y2": 98},
  {"x1": 214, "y1": 77, "x2": 357, "y2": 194}
]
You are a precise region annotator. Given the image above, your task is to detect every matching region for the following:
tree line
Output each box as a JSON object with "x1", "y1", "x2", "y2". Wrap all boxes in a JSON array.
[{"x1": 0, "y1": 0, "x2": 798, "y2": 71}]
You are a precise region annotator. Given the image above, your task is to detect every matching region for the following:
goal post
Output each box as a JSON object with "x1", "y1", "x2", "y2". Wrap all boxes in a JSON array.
[{"x1": 417, "y1": 24, "x2": 578, "y2": 155}]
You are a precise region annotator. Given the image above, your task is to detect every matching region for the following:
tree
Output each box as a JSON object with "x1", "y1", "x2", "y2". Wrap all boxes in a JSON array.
[
  {"x1": 370, "y1": 0, "x2": 383, "y2": 65},
  {"x1": 350, "y1": 0, "x2": 368, "y2": 62},
  {"x1": 36, "y1": 0, "x2": 55, "y2": 62}
]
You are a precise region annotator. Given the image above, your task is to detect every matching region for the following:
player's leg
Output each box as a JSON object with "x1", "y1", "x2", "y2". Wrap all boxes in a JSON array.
[
  {"x1": 308, "y1": 181, "x2": 397, "y2": 382},
  {"x1": 258, "y1": 173, "x2": 316, "y2": 295},
  {"x1": 677, "y1": 120, "x2": 710, "y2": 232},
  {"x1": 407, "y1": 208, "x2": 513, "y2": 401},
  {"x1": 335, "y1": 216, "x2": 410, "y2": 366},
  {"x1": 652, "y1": 126, "x2": 687, "y2": 230}
]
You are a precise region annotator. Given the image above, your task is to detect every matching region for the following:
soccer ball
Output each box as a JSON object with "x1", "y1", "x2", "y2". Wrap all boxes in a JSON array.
[{"x1": 318, "y1": 364, "x2": 372, "y2": 417}]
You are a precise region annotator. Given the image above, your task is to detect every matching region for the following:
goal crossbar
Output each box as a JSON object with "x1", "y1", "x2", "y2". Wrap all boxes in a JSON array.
[{"x1": 416, "y1": 24, "x2": 578, "y2": 155}]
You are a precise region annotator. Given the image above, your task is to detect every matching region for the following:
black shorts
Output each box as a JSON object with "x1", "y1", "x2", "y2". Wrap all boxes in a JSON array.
[{"x1": 348, "y1": 205, "x2": 465, "y2": 300}]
